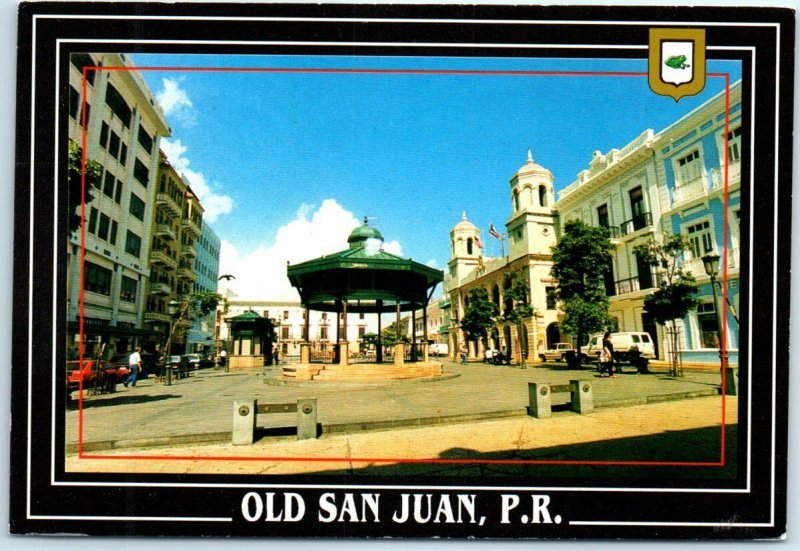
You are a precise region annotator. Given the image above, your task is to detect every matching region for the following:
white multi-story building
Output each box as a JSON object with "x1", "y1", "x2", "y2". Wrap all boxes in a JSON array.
[
  {"x1": 217, "y1": 299, "x2": 380, "y2": 358},
  {"x1": 66, "y1": 53, "x2": 170, "y2": 356}
]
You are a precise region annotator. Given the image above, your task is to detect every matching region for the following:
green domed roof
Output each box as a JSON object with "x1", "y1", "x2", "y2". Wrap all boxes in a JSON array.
[{"x1": 347, "y1": 223, "x2": 384, "y2": 247}]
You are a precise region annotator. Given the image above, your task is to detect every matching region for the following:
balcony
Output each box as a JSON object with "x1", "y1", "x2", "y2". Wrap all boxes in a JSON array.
[
  {"x1": 144, "y1": 312, "x2": 171, "y2": 323},
  {"x1": 614, "y1": 275, "x2": 655, "y2": 296},
  {"x1": 597, "y1": 224, "x2": 621, "y2": 242},
  {"x1": 182, "y1": 244, "x2": 197, "y2": 258},
  {"x1": 150, "y1": 281, "x2": 171, "y2": 295},
  {"x1": 156, "y1": 192, "x2": 181, "y2": 218},
  {"x1": 176, "y1": 267, "x2": 197, "y2": 281},
  {"x1": 149, "y1": 250, "x2": 177, "y2": 270},
  {"x1": 155, "y1": 224, "x2": 176, "y2": 241},
  {"x1": 672, "y1": 176, "x2": 707, "y2": 207},
  {"x1": 619, "y1": 212, "x2": 653, "y2": 237},
  {"x1": 710, "y1": 162, "x2": 742, "y2": 189},
  {"x1": 182, "y1": 218, "x2": 201, "y2": 238}
]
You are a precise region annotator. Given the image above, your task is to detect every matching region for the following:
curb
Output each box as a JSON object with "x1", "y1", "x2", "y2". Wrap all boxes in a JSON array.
[{"x1": 67, "y1": 388, "x2": 721, "y2": 454}]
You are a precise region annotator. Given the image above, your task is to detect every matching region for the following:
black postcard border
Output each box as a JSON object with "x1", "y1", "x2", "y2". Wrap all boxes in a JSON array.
[{"x1": 10, "y1": 2, "x2": 794, "y2": 539}]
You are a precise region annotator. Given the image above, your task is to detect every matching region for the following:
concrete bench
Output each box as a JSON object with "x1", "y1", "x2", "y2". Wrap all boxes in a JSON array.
[
  {"x1": 528, "y1": 380, "x2": 593, "y2": 419},
  {"x1": 232, "y1": 398, "x2": 317, "y2": 445}
]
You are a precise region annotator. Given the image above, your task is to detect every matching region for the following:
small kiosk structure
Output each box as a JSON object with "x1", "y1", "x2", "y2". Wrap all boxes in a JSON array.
[
  {"x1": 225, "y1": 310, "x2": 274, "y2": 369},
  {"x1": 286, "y1": 219, "x2": 444, "y2": 381}
]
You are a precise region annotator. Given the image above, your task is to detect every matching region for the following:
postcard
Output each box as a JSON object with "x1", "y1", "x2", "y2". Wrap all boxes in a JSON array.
[{"x1": 9, "y1": 1, "x2": 793, "y2": 539}]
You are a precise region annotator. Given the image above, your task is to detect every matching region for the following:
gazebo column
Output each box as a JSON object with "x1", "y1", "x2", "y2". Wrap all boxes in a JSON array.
[
  {"x1": 339, "y1": 300, "x2": 349, "y2": 366},
  {"x1": 394, "y1": 301, "x2": 404, "y2": 366},
  {"x1": 300, "y1": 306, "x2": 310, "y2": 364},
  {"x1": 376, "y1": 300, "x2": 383, "y2": 363},
  {"x1": 423, "y1": 301, "x2": 429, "y2": 362},
  {"x1": 411, "y1": 309, "x2": 417, "y2": 362},
  {"x1": 334, "y1": 300, "x2": 341, "y2": 363}
]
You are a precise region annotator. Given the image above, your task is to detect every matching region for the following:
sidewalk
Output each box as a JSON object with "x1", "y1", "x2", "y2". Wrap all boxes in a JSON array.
[
  {"x1": 66, "y1": 395, "x2": 736, "y2": 477},
  {"x1": 66, "y1": 360, "x2": 727, "y2": 453}
]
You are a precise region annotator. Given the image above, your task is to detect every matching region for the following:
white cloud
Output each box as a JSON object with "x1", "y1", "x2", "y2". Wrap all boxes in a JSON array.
[
  {"x1": 426, "y1": 258, "x2": 439, "y2": 268},
  {"x1": 161, "y1": 138, "x2": 234, "y2": 223},
  {"x1": 218, "y1": 199, "x2": 403, "y2": 301},
  {"x1": 383, "y1": 240, "x2": 404, "y2": 257},
  {"x1": 156, "y1": 77, "x2": 195, "y2": 126}
]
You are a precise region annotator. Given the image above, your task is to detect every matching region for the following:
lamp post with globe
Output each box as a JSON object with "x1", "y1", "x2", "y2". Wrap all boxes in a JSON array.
[{"x1": 702, "y1": 253, "x2": 736, "y2": 395}]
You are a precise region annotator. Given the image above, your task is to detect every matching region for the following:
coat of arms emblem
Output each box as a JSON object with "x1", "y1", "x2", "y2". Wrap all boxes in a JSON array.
[{"x1": 649, "y1": 28, "x2": 706, "y2": 101}]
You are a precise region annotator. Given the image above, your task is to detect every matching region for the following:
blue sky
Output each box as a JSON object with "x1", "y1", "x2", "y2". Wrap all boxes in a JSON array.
[{"x1": 131, "y1": 54, "x2": 741, "y2": 299}]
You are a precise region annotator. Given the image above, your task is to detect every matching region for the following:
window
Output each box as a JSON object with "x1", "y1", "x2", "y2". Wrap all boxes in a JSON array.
[
  {"x1": 686, "y1": 220, "x2": 714, "y2": 259},
  {"x1": 99, "y1": 122, "x2": 109, "y2": 149},
  {"x1": 635, "y1": 252, "x2": 654, "y2": 290},
  {"x1": 105, "y1": 83, "x2": 132, "y2": 127},
  {"x1": 263, "y1": 310, "x2": 269, "y2": 318},
  {"x1": 467, "y1": 237, "x2": 473, "y2": 255},
  {"x1": 125, "y1": 230, "x2": 141, "y2": 257},
  {"x1": 120, "y1": 275, "x2": 137, "y2": 303},
  {"x1": 109, "y1": 220, "x2": 118, "y2": 245},
  {"x1": 119, "y1": 143, "x2": 127, "y2": 166},
  {"x1": 727, "y1": 126, "x2": 742, "y2": 164},
  {"x1": 70, "y1": 53, "x2": 96, "y2": 86},
  {"x1": 320, "y1": 326, "x2": 328, "y2": 340},
  {"x1": 512, "y1": 189, "x2": 519, "y2": 211},
  {"x1": 97, "y1": 213, "x2": 110, "y2": 240},
  {"x1": 281, "y1": 327, "x2": 290, "y2": 339},
  {"x1": 545, "y1": 287, "x2": 557, "y2": 310},
  {"x1": 283, "y1": 310, "x2": 289, "y2": 320},
  {"x1": 359, "y1": 312, "x2": 365, "y2": 320},
  {"x1": 597, "y1": 204, "x2": 610, "y2": 228},
  {"x1": 321, "y1": 313, "x2": 327, "y2": 321},
  {"x1": 539, "y1": 185, "x2": 548, "y2": 207},
  {"x1": 84, "y1": 261, "x2": 112, "y2": 295},
  {"x1": 138, "y1": 125, "x2": 153, "y2": 154},
  {"x1": 103, "y1": 171, "x2": 115, "y2": 198},
  {"x1": 69, "y1": 85, "x2": 80, "y2": 119},
  {"x1": 677, "y1": 150, "x2": 702, "y2": 183},
  {"x1": 133, "y1": 158, "x2": 149, "y2": 186},
  {"x1": 129, "y1": 193, "x2": 145, "y2": 220},
  {"x1": 358, "y1": 327, "x2": 366, "y2": 338},
  {"x1": 87, "y1": 207, "x2": 98, "y2": 234},
  {"x1": 114, "y1": 179, "x2": 123, "y2": 204},
  {"x1": 108, "y1": 131, "x2": 121, "y2": 159},
  {"x1": 697, "y1": 301, "x2": 720, "y2": 348}
]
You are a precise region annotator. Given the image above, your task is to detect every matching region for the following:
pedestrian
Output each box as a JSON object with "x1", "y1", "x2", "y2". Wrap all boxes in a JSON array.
[
  {"x1": 600, "y1": 331, "x2": 615, "y2": 378},
  {"x1": 124, "y1": 346, "x2": 142, "y2": 387},
  {"x1": 273, "y1": 348, "x2": 279, "y2": 365},
  {"x1": 218, "y1": 348, "x2": 227, "y2": 367},
  {"x1": 460, "y1": 345, "x2": 468, "y2": 364}
]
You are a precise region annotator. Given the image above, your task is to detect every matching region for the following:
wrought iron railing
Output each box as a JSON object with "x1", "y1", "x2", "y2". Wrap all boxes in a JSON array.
[{"x1": 619, "y1": 212, "x2": 653, "y2": 236}]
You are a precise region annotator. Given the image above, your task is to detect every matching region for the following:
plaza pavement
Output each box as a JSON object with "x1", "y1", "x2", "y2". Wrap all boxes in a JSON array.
[{"x1": 66, "y1": 359, "x2": 728, "y2": 455}]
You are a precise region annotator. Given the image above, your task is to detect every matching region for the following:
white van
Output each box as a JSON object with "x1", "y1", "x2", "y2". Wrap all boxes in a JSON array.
[
  {"x1": 429, "y1": 343, "x2": 449, "y2": 357},
  {"x1": 580, "y1": 332, "x2": 655, "y2": 364}
]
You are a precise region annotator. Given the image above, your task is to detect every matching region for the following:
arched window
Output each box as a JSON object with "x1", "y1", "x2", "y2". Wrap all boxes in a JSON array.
[
  {"x1": 539, "y1": 185, "x2": 548, "y2": 207},
  {"x1": 492, "y1": 284, "x2": 500, "y2": 307},
  {"x1": 467, "y1": 237, "x2": 473, "y2": 255},
  {"x1": 513, "y1": 189, "x2": 520, "y2": 211}
]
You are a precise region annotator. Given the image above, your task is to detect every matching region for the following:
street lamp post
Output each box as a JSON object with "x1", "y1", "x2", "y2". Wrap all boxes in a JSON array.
[
  {"x1": 164, "y1": 299, "x2": 189, "y2": 385},
  {"x1": 702, "y1": 253, "x2": 736, "y2": 395}
]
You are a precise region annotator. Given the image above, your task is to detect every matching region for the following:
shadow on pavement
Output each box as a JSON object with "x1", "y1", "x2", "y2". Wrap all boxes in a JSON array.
[
  {"x1": 67, "y1": 394, "x2": 181, "y2": 410},
  {"x1": 306, "y1": 423, "x2": 738, "y2": 479}
]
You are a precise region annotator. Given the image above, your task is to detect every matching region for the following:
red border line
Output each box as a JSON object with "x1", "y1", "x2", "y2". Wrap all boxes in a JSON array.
[{"x1": 75, "y1": 67, "x2": 732, "y2": 468}]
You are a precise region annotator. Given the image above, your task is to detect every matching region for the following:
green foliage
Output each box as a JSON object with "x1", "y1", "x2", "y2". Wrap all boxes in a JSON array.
[
  {"x1": 633, "y1": 234, "x2": 699, "y2": 325},
  {"x1": 460, "y1": 287, "x2": 499, "y2": 343},
  {"x1": 188, "y1": 291, "x2": 222, "y2": 320},
  {"x1": 381, "y1": 321, "x2": 408, "y2": 346},
  {"x1": 67, "y1": 140, "x2": 102, "y2": 236},
  {"x1": 551, "y1": 220, "x2": 614, "y2": 346},
  {"x1": 501, "y1": 278, "x2": 533, "y2": 325}
]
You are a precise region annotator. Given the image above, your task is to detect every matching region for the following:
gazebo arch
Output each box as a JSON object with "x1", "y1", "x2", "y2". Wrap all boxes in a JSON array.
[{"x1": 286, "y1": 219, "x2": 445, "y2": 381}]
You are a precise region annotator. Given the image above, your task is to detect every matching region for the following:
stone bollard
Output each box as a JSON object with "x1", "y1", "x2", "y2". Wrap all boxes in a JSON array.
[
  {"x1": 725, "y1": 367, "x2": 738, "y2": 396},
  {"x1": 296, "y1": 398, "x2": 318, "y2": 440},
  {"x1": 570, "y1": 379, "x2": 594, "y2": 413},
  {"x1": 394, "y1": 343, "x2": 405, "y2": 366},
  {"x1": 232, "y1": 399, "x2": 257, "y2": 445},
  {"x1": 339, "y1": 342, "x2": 349, "y2": 366},
  {"x1": 528, "y1": 382, "x2": 552, "y2": 419},
  {"x1": 300, "y1": 343, "x2": 310, "y2": 364}
]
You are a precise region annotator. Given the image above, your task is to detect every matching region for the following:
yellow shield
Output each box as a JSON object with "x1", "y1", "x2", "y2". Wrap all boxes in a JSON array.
[{"x1": 649, "y1": 28, "x2": 706, "y2": 101}]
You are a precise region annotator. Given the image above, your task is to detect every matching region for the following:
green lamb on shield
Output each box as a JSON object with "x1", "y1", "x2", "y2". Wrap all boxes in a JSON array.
[{"x1": 664, "y1": 55, "x2": 690, "y2": 70}]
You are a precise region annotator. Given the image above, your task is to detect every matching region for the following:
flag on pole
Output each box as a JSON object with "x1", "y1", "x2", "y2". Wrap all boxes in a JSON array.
[
  {"x1": 489, "y1": 224, "x2": 502, "y2": 240},
  {"x1": 475, "y1": 235, "x2": 484, "y2": 249}
]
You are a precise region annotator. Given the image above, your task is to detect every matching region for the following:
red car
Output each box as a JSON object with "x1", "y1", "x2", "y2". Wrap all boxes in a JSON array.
[{"x1": 66, "y1": 359, "x2": 131, "y2": 395}]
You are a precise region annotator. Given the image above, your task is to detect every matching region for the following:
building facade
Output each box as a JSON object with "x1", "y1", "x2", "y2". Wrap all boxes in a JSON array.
[
  {"x1": 445, "y1": 153, "x2": 561, "y2": 364},
  {"x1": 186, "y1": 222, "x2": 221, "y2": 354},
  {"x1": 67, "y1": 53, "x2": 171, "y2": 357}
]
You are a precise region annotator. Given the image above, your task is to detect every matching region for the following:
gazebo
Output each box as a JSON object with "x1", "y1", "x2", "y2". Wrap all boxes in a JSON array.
[
  {"x1": 286, "y1": 219, "x2": 444, "y2": 381},
  {"x1": 225, "y1": 310, "x2": 275, "y2": 369}
]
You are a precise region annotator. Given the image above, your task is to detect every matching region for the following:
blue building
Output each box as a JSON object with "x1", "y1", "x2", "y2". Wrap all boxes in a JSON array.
[
  {"x1": 654, "y1": 80, "x2": 742, "y2": 366},
  {"x1": 186, "y1": 222, "x2": 221, "y2": 354}
]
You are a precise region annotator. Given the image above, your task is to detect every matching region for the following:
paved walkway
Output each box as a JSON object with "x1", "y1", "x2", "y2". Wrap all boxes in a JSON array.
[{"x1": 66, "y1": 360, "x2": 726, "y2": 453}]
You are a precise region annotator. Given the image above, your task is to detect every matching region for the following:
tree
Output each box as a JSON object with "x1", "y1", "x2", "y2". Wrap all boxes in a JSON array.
[
  {"x1": 164, "y1": 291, "x2": 224, "y2": 358},
  {"x1": 68, "y1": 140, "x2": 102, "y2": 236},
  {"x1": 460, "y1": 287, "x2": 499, "y2": 351},
  {"x1": 381, "y1": 320, "x2": 408, "y2": 347},
  {"x1": 551, "y1": 219, "x2": 614, "y2": 363},
  {"x1": 501, "y1": 276, "x2": 535, "y2": 368},
  {"x1": 634, "y1": 234, "x2": 699, "y2": 376}
]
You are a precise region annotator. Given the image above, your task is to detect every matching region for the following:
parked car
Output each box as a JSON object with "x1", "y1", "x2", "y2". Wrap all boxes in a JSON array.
[
  {"x1": 109, "y1": 351, "x2": 157, "y2": 379},
  {"x1": 429, "y1": 343, "x2": 449, "y2": 357},
  {"x1": 183, "y1": 353, "x2": 214, "y2": 369},
  {"x1": 66, "y1": 359, "x2": 130, "y2": 395},
  {"x1": 539, "y1": 343, "x2": 575, "y2": 363},
  {"x1": 579, "y1": 332, "x2": 655, "y2": 371}
]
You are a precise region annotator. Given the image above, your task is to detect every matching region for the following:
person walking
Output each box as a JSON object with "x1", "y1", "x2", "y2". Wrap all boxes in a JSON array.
[
  {"x1": 600, "y1": 332, "x2": 615, "y2": 378},
  {"x1": 218, "y1": 348, "x2": 227, "y2": 368},
  {"x1": 460, "y1": 345, "x2": 468, "y2": 364},
  {"x1": 124, "y1": 347, "x2": 142, "y2": 387},
  {"x1": 273, "y1": 348, "x2": 279, "y2": 365}
]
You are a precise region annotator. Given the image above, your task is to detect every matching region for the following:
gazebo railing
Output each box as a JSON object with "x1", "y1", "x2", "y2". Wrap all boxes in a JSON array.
[{"x1": 308, "y1": 342, "x2": 335, "y2": 364}]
